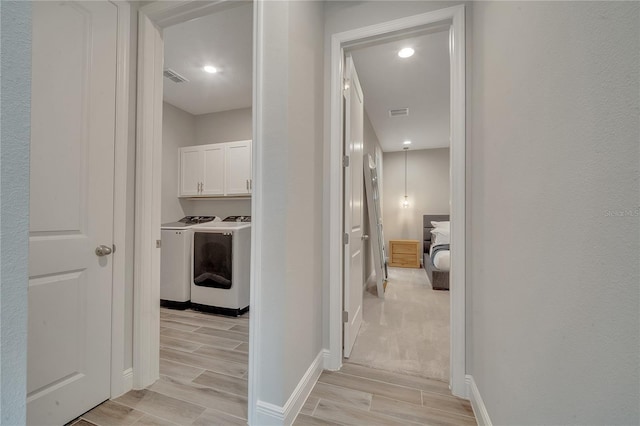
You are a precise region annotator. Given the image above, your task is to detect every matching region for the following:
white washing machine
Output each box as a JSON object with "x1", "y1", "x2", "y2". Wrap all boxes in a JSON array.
[
  {"x1": 190, "y1": 221, "x2": 251, "y2": 316},
  {"x1": 160, "y1": 216, "x2": 219, "y2": 309}
]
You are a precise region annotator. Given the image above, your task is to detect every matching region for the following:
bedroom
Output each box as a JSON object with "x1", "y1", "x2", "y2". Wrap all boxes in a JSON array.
[{"x1": 344, "y1": 25, "x2": 453, "y2": 383}]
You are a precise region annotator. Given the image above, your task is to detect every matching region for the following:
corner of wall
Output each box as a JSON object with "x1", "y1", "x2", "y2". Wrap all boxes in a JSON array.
[
  {"x1": 466, "y1": 375, "x2": 492, "y2": 426},
  {"x1": 254, "y1": 350, "x2": 325, "y2": 426}
]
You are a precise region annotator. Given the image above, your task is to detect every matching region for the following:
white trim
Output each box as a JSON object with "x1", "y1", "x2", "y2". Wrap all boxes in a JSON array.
[
  {"x1": 121, "y1": 368, "x2": 134, "y2": 397},
  {"x1": 135, "y1": 1, "x2": 260, "y2": 422},
  {"x1": 365, "y1": 270, "x2": 376, "y2": 291},
  {"x1": 448, "y1": 5, "x2": 466, "y2": 397},
  {"x1": 327, "y1": 5, "x2": 467, "y2": 397},
  {"x1": 466, "y1": 375, "x2": 493, "y2": 426},
  {"x1": 254, "y1": 350, "x2": 325, "y2": 425},
  {"x1": 248, "y1": 0, "x2": 263, "y2": 424},
  {"x1": 111, "y1": 0, "x2": 132, "y2": 399},
  {"x1": 133, "y1": 5, "x2": 163, "y2": 389},
  {"x1": 322, "y1": 348, "x2": 335, "y2": 371}
]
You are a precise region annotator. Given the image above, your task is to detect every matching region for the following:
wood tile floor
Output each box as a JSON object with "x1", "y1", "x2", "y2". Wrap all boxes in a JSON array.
[
  {"x1": 70, "y1": 307, "x2": 250, "y2": 426},
  {"x1": 70, "y1": 307, "x2": 475, "y2": 426},
  {"x1": 295, "y1": 362, "x2": 477, "y2": 426}
]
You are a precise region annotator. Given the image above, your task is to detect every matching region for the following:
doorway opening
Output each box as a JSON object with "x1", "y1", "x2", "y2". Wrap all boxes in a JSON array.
[
  {"x1": 328, "y1": 5, "x2": 467, "y2": 398},
  {"x1": 131, "y1": 0, "x2": 259, "y2": 424}
]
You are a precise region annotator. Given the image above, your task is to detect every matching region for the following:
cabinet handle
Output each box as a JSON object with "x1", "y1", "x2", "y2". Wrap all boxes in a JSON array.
[{"x1": 246, "y1": 179, "x2": 249, "y2": 191}]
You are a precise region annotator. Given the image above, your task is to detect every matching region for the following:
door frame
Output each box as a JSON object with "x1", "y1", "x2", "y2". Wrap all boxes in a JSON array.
[
  {"x1": 327, "y1": 5, "x2": 467, "y2": 398},
  {"x1": 135, "y1": 0, "x2": 261, "y2": 420},
  {"x1": 111, "y1": 0, "x2": 133, "y2": 398}
]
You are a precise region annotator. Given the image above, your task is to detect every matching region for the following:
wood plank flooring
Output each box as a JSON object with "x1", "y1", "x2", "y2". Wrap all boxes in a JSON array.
[
  {"x1": 70, "y1": 307, "x2": 475, "y2": 426},
  {"x1": 70, "y1": 308, "x2": 250, "y2": 426},
  {"x1": 294, "y1": 363, "x2": 477, "y2": 426}
]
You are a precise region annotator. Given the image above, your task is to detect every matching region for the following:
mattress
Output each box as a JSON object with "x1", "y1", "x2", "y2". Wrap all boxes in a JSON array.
[{"x1": 430, "y1": 245, "x2": 450, "y2": 271}]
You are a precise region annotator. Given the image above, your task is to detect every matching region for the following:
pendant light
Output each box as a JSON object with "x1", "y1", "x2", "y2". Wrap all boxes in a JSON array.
[{"x1": 402, "y1": 147, "x2": 409, "y2": 208}]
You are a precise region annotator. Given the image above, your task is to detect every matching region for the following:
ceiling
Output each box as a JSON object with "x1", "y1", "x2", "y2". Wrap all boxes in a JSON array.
[
  {"x1": 163, "y1": 3, "x2": 253, "y2": 116},
  {"x1": 350, "y1": 30, "x2": 450, "y2": 152}
]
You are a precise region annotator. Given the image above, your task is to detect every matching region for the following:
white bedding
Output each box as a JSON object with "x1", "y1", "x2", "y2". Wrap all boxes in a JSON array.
[{"x1": 430, "y1": 245, "x2": 450, "y2": 271}]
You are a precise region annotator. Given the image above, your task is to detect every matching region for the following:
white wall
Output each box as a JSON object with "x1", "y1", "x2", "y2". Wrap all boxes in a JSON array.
[
  {"x1": 466, "y1": 2, "x2": 639, "y2": 424},
  {"x1": 382, "y1": 148, "x2": 450, "y2": 255},
  {"x1": 256, "y1": 0, "x2": 325, "y2": 412},
  {"x1": 0, "y1": 2, "x2": 31, "y2": 423},
  {"x1": 189, "y1": 107, "x2": 252, "y2": 218},
  {"x1": 161, "y1": 102, "x2": 195, "y2": 223},
  {"x1": 195, "y1": 107, "x2": 251, "y2": 145}
]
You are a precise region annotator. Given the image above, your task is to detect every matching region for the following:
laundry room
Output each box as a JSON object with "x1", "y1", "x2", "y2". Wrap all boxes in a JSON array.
[{"x1": 156, "y1": 3, "x2": 253, "y2": 420}]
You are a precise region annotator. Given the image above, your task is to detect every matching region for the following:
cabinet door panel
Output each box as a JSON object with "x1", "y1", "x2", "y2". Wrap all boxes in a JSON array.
[
  {"x1": 202, "y1": 145, "x2": 225, "y2": 195},
  {"x1": 225, "y1": 141, "x2": 252, "y2": 195},
  {"x1": 180, "y1": 147, "x2": 203, "y2": 196}
]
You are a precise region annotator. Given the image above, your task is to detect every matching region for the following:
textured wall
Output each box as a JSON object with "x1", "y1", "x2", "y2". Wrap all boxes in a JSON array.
[
  {"x1": 256, "y1": 0, "x2": 325, "y2": 410},
  {"x1": 194, "y1": 107, "x2": 252, "y2": 146},
  {"x1": 161, "y1": 102, "x2": 196, "y2": 223},
  {"x1": 382, "y1": 148, "x2": 450, "y2": 254},
  {"x1": 466, "y1": 2, "x2": 640, "y2": 424},
  {"x1": 0, "y1": 2, "x2": 31, "y2": 424}
]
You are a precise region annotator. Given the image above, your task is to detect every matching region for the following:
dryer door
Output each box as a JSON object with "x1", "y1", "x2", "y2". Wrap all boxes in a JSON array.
[{"x1": 193, "y1": 232, "x2": 233, "y2": 289}]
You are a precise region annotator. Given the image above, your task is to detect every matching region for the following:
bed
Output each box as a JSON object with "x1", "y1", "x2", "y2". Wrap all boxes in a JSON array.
[{"x1": 423, "y1": 214, "x2": 450, "y2": 290}]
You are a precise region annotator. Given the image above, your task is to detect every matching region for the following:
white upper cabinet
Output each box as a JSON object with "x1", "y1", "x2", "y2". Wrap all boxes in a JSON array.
[
  {"x1": 179, "y1": 140, "x2": 252, "y2": 198},
  {"x1": 202, "y1": 145, "x2": 225, "y2": 196},
  {"x1": 225, "y1": 140, "x2": 252, "y2": 195},
  {"x1": 180, "y1": 147, "x2": 204, "y2": 196}
]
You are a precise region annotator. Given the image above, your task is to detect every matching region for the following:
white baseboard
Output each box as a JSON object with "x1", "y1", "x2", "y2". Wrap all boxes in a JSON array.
[
  {"x1": 255, "y1": 350, "x2": 325, "y2": 425},
  {"x1": 122, "y1": 368, "x2": 133, "y2": 394},
  {"x1": 321, "y1": 348, "x2": 338, "y2": 371},
  {"x1": 466, "y1": 375, "x2": 492, "y2": 426},
  {"x1": 365, "y1": 271, "x2": 376, "y2": 291}
]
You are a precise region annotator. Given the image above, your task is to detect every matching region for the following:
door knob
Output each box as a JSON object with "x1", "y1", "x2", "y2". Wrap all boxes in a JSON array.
[
  {"x1": 95, "y1": 245, "x2": 113, "y2": 257},
  {"x1": 361, "y1": 234, "x2": 369, "y2": 241}
]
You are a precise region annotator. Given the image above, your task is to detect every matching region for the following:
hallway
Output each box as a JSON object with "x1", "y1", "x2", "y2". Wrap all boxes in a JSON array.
[
  {"x1": 295, "y1": 362, "x2": 475, "y2": 425},
  {"x1": 348, "y1": 267, "x2": 450, "y2": 381}
]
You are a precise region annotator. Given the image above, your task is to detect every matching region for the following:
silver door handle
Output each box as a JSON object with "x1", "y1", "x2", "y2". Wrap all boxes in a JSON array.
[
  {"x1": 95, "y1": 245, "x2": 113, "y2": 257},
  {"x1": 246, "y1": 179, "x2": 249, "y2": 191},
  {"x1": 198, "y1": 182, "x2": 202, "y2": 192},
  {"x1": 361, "y1": 235, "x2": 369, "y2": 241}
]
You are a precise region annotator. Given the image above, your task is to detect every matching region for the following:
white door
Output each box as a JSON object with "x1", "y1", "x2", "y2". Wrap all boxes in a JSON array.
[
  {"x1": 343, "y1": 57, "x2": 365, "y2": 358},
  {"x1": 225, "y1": 140, "x2": 252, "y2": 195},
  {"x1": 180, "y1": 146, "x2": 204, "y2": 196},
  {"x1": 202, "y1": 144, "x2": 225, "y2": 196},
  {"x1": 28, "y1": 2, "x2": 118, "y2": 424}
]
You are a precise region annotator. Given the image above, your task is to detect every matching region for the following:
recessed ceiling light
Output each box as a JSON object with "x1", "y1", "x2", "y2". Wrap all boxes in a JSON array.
[
  {"x1": 398, "y1": 47, "x2": 414, "y2": 58},
  {"x1": 403, "y1": 140, "x2": 412, "y2": 145},
  {"x1": 203, "y1": 65, "x2": 218, "y2": 74}
]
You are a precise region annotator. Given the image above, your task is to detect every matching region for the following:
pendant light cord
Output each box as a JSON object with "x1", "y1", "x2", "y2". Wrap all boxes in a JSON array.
[{"x1": 404, "y1": 148, "x2": 408, "y2": 198}]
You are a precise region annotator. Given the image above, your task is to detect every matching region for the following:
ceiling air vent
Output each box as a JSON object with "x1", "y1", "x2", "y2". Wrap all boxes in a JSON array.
[
  {"x1": 163, "y1": 68, "x2": 189, "y2": 83},
  {"x1": 389, "y1": 108, "x2": 409, "y2": 117}
]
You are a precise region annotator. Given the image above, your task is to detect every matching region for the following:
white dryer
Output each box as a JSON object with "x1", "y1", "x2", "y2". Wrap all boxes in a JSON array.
[{"x1": 190, "y1": 221, "x2": 251, "y2": 316}]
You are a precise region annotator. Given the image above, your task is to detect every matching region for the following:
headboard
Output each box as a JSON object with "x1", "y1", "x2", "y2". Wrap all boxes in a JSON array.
[{"x1": 423, "y1": 214, "x2": 450, "y2": 254}]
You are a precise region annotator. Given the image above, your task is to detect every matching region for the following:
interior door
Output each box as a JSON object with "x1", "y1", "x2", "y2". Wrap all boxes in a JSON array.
[
  {"x1": 343, "y1": 56, "x2": 365, "y2": 358},
  {"x1": 28, "y1": 2, "x2": 118, "y2": 424},
  {"x1": 225, "y1": 140, "x2": 252, "y2": 195}
]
